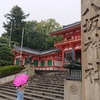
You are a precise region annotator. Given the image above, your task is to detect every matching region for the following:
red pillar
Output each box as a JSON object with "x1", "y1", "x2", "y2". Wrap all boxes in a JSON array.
[
  {"x1": 62, "y1": 48, "x2": 64, "y2": 67},
  {"x1": 38, "y1": 60, "x2": 41, "y2": 67},
  {"x1": 52, "y1": 56, "x2": 55, "y2": 70}
]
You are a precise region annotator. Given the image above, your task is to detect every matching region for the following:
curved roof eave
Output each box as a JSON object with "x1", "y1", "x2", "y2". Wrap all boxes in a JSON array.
[
  {"x1": 50, "y1": 21, "x2": 81, "y2": 36},
  {"x1": 13, "y1": 45, "x2": 61, "y2": 56}
]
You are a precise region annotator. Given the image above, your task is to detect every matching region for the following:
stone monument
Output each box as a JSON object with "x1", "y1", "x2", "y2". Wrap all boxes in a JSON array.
[
  {"x1": 25, "y1": 56, "x2": 35, "y2": 77},
  {"x1": 81, "y1": 0, "x2": 100, "y2": 100}
]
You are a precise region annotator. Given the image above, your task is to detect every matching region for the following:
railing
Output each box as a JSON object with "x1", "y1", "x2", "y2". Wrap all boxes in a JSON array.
[
  {"x1": 54, "y1": 40, "x2": 64, "y2": 45},
  {"x1": 54, "y1": 38, "x2": 81, "y2": 46},
  {"x1": 70, "y1": 69, "x2": 82, "y2": 78}
]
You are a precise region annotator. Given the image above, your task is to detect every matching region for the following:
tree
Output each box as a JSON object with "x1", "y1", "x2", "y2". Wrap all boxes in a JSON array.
[
  {"x1": 0, "y1": 37, "x2": 9, "y2": 45},
  {"x1": 24, "y1": 19, "x2": 62, "y2": 50},
  {"x1": 2, "y1": 5, "x2": 29, "y2": 45},
  {"x1": 3, "y1": 6, "x2": 62, "y2": 50},
  {"x1": 44, "y1": 35, "x2": 62, "y2": 50},
  {"x1": 35, "y1": 18, "x2": 62, "y2": 35},
  {"x1": 0, "y1": 44, "x2": 14, "y2": 66},
  {"x1": 34, "y1": 19, "x2": 62, "y2": 50},
  {"x1": 23, "y1": 20, "x2": 45, "y2": 50},
  {"x1": 0, "y1": 37, "x2": 19, "y2": 48}
]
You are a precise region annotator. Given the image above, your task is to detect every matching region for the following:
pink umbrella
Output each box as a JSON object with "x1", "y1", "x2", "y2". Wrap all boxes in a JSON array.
[{"x1": 13, "y1": 74, "x2": 29, "y2": 87}]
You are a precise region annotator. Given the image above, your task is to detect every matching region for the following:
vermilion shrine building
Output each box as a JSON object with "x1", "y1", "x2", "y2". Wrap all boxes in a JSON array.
[{"x1": 13, "y1": 21, "x2": 81, "y2": 70}]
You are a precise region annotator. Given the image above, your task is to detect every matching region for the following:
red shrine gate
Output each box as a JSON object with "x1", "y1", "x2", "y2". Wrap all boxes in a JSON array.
[
  {"x1": 50, "y1": 21, "x2": 81, "y2": 67},
  {"x1": 13, "y1": 21, "x2": 81, "y2": 70}
]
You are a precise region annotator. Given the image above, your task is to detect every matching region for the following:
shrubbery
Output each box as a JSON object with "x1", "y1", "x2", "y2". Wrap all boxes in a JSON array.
[
  {"x1": 0, "y1": 65, "x2": 25, "y2": 78},
  {"x1": 0, "y1": 44, "x2": 14, "y2": 67},
  {"x1": 0, "y1": 60, "x2": 13, "y2": 66}
]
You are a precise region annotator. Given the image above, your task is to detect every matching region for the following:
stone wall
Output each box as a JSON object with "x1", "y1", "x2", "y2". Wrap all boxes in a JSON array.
[{"x1": 0, "y1": 69, "x2": 28, "y2": 85}]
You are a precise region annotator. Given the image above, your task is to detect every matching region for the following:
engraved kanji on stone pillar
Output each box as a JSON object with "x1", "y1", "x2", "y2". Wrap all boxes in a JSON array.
[
  {"x1": 82, "y1": 2, "x2": 100, "y2": 83},
  {"x1": 82, "y1": 1, "x2": 100, "y2": 100}
]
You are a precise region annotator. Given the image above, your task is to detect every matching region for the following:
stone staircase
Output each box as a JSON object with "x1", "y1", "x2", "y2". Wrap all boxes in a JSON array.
[{"x1": 0, "y1": 70, "x2": 68, "y2": 100}]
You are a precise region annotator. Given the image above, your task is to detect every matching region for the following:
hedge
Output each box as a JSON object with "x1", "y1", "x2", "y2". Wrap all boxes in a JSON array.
[
  {"x1": 0, "y1": 60, "x2": 13, "y2": 67},
  {"x1": 0, "y1": 65, "x2": 25, "y2": 78}
]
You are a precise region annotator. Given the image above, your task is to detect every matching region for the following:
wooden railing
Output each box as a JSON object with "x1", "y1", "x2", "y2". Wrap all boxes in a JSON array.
[{"x1": 54, "y1": 36, "x2": 81, "y2": 46}]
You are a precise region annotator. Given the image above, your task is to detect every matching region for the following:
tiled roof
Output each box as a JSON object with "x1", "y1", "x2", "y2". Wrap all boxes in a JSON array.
[
  {"x1": 13, "y1": 45, "x2": 60, "y2": 56},
  {"x1": 40, "y1": 48, "x2": 60, "y2": 55},
  {"x1": 49, "y1": 21, "x2": 81, "y2": 34},
  {"x1": 13, "y1": 45, "x2": 40, "y2": 55},
  {"x1": 63, "y1": 21, "x2": 81, "y2": 29}
]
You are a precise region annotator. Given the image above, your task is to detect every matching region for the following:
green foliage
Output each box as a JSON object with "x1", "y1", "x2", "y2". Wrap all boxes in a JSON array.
[
  {"x1": 44, "y1": 35, "x2": 62, "y2": 50},
  {"x1": 0, "y1": 37, "x2": 9, "y2": 44},
  {"x1": 2, "y1": 5, "x2": 62, "y2": 50},
  {"x1": 0, "y1": 65, "x2": 25, "y2": 78},
  {"x1": 10, "y1": 41, "x2": 19, "y2": 48},
  {"x1": 0, "y1": 44, "x2": 14, "y2": 66},
  {"x1": 24, "y1": 19, "x2": 62, "y2": 50},
  {"x1": 0, "y1": 60, "x2": 13, "y2": 66},
  {"x1": 35, "y1": 19, "x2": 62, "y2": 35},
  {"x1": 2, "y1": 5, "x2": 29, "y2": 45},
  {"x1": 0, "y1": 37, "x2": 19, "y2": 48}
]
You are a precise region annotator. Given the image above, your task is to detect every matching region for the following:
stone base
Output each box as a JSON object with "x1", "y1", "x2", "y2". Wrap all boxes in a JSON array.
[{"x1": 64, "y1": 79, "x2": 82, "y2": 100}]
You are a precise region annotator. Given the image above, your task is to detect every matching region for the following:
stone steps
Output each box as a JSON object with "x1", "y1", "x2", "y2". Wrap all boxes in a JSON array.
[
  {"x1": 1, "y1": 84, "x2": 64, "y2": 92},
  {"x1": 0, "y1": 93, "x2": 15, "y2": 100},
  {"x1": 0, "y1": 70, "x2": 68, "y2": 100},
  {"x1": 0, "y1": 86, "x2": 64, "y2": 97},
  {"x1": 0, "y1": 87, "x2": 63, "y2": 100},
  {"x1": 25, "y1": 89, "x2": 64, "y2": 98},
  {"x1": 29, "y1": 85, "x2": 64, "y2": 91},
  {"x1": 0, "y1": 85, "x2": 64, "y2": 95},
  {"x1": 0, "y1": 91, "x2": 42, "y2": 100},
  {"x1": 30, "y1": 82, "x2": 64, "y2": 87},
  {"x1": 26, "y1": 87, "x2": 64, "y2": 95}
]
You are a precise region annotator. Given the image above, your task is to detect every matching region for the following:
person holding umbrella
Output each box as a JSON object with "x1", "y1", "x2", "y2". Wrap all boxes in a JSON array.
[{"x1": 13, "y1": 74, "x2": 29, "y2": 100}]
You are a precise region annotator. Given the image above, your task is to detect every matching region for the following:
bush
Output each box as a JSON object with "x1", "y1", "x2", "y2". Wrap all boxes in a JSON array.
[
  {"x1": 0, "y1": 44, "x2": 14, "y2": 66},
  {"x1": 0, "y1": 60, "x2": 13, "y2": 67},
  {"x1": 0, "y1": 65, "x2": 25, "y2": 78}
]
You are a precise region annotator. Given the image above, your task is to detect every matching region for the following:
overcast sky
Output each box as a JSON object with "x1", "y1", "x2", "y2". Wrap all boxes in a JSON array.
[{"x1": 0, "y1": 0, "x2": 81, "y2": 36}]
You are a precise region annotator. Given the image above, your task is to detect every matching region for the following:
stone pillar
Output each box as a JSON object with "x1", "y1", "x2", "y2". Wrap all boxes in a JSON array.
[
  {"x1": 81, "y1": 0, "x2": 100, "y2": 100},
  {"x1": 25, "y1": 64, "x2": 35, "y2": 77},
  {"x1": 64, "y1": 80, "x2": 82, "y2": 100}
]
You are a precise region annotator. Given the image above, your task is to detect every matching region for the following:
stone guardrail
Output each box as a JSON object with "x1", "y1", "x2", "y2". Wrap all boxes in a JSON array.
[{"x1": 0, "y1": 69, "x2": 28, "y2": 85}]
